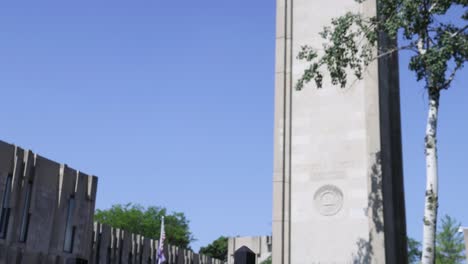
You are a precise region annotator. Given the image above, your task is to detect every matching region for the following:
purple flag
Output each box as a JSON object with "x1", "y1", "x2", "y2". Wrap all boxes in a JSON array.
[{"x1": 157, "y1": 217, "x2": 166, "y2": 264}]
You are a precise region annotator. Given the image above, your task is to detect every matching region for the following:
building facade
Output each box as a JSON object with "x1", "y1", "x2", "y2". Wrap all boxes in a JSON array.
[
  {"x1": 0, "y1": 140, "x2": 222, "y2": 264},
  {"x1": 227, "y1": 236, "x2": 271, "y2": 264},
  {"x1": 0, "y1": 140, "x2": 97, "y2": 262}
]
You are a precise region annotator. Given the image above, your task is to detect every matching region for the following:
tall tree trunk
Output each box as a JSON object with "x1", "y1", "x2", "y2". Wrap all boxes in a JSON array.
[{"x1": 421, "y1": 91, "x2": 440, "y2": 264}]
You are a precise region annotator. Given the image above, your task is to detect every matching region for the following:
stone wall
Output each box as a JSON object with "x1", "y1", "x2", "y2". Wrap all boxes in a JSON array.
[
  {"x1": 0, "y1": 140, "x2": 222, "y2": 264},
  {"x1": 90, "y1": 223, "x2": 222, "y2": 264}
]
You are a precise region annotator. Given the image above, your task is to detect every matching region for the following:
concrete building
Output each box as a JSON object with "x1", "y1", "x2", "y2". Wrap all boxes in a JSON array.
[
  {"x1": 0, "y1": 140, "x2": 98, "y2": 263},
  {"x1": 273, "y1": 0, "x2": 407, "y2": 263},
  {"x1": 0, "y1": 140, "x2": 222, "y2": 264},
  {"x1": 90, "y1": 222, "x2": 222, "y2": 264},
  {"x1": 227, "y1": 236, "x2": 272, "y2": 264},
  {"x1": 464, "y1": 228, "x2": 468, "y2": 263}
]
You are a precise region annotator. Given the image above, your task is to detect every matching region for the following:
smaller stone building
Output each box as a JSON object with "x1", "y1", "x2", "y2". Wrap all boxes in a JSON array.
[
  {"x1": 464, "y1": 228, "x2": 468, "y2": 263},
  {"x1": 227, "y1": 236, "x2": 271, "y2": 264}
]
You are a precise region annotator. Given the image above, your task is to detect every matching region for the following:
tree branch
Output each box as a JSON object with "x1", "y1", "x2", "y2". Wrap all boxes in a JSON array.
[
  {"x1": 450, "y1": 25, "x2": 468, "y2": 38},
  {"x1": 376, "y1": 44, "x2": 418, "y2": 59},
  {"x1": 442, "y1": 65, "x2": 463, "y2": 89}
]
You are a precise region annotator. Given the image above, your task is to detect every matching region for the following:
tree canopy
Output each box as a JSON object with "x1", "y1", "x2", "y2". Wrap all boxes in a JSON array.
[
  {"x1": 435, "y1": 215, "x2": 466, "y2": 264},
  {"x1": 296, "y1": 0, "x2": 467, "y2": 92},
  {"x1": 408, "y1": 215, "x2": 466, "y2": 263},
  {"x1": 199, "y1": 236, "x2": 228, "y2": 261},
  {"x1": 94, "y1": 203, "x2": 194, "y2": 248},
  {"x1": 408, "y1": 237, "x2": 423, "y2": 263},
  {"x1": 260, "y1": 256, "x2": 272, "y2": 264}
]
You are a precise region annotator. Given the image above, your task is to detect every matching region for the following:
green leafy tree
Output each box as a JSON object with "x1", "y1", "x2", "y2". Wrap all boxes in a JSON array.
[
  {"x1": 408, "y1": 215, "x2": 466, "y2": 264},
  {"x1": 296, "y1": 0, "x2": 467, "y2": 262},
  {"x1": 94, "y1": 203, "x2": 194, "y2": 248},
  {"x1": 408, "y1": 237, "x2": 422, "y2": 263},
  {"x1": 435, "y1": 215, "x2": 466, "y2": 264},
  {"x1": 261, "y1": 256, "x2": 272, "y2": 264},
  {"x1": 199, "y1": 236, "x2": 228, "y2": 261}
]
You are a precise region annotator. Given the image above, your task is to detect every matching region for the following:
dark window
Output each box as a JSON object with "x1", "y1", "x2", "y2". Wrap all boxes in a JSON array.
[
  {"x1": 118, "y1": 239, "x2": 123, "y2": 264},
  {"x1": 0, "y1": 174, "x2": 12, "y2": 238},
  {"x1": 66, "y1": 258, "x2": 88, "y2": 264},
  {"x1": 63, "y1": 196, "x2": 76, "y2": 253},
  {"x1": 106, "y1": 247, "x2": 111, "y2": 264},
  {"x1": 95, "y1": 233, "x2": 102, "y2": 264},
  {"x1": 19, "y1": 181, "x2": 33, "y2": 242},
  {"x1": 139, "y1": 245, "x2": 143, "y2": 264}
]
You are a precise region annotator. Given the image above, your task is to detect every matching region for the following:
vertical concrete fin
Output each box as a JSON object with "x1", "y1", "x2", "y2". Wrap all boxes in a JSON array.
[
  {"x1": 12, "y1": 146, "x2": 22, "y2": 194},
  {"x1": 74, "y1": 171, "x2": 79, "y2": 194},
  {"x1": 87, "y1": 176, "x2": 93, "y2": 200},
  {"x1": 58, "y1": 164, "x2": 65, "y2": 207}
]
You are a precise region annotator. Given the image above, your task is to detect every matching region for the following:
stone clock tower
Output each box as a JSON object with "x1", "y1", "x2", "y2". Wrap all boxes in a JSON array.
[{"x1": 272, "y1": 0, "x2": 408, "y2": 263}]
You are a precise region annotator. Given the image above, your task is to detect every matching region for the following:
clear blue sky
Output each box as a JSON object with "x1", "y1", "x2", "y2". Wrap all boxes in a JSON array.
[{"x1": 0, "y1": 0, "x2": 466, "y2": 252}]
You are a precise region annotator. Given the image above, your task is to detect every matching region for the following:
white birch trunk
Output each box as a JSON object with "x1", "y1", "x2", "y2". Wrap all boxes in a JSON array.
[{"x1": 421, "y1": 92, "x2": 440, "y2": 264}]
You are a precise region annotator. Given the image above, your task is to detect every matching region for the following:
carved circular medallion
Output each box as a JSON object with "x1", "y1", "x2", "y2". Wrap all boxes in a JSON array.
[{"x1": 314, "y1": 185, "x2": 344, "y2": 216}]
